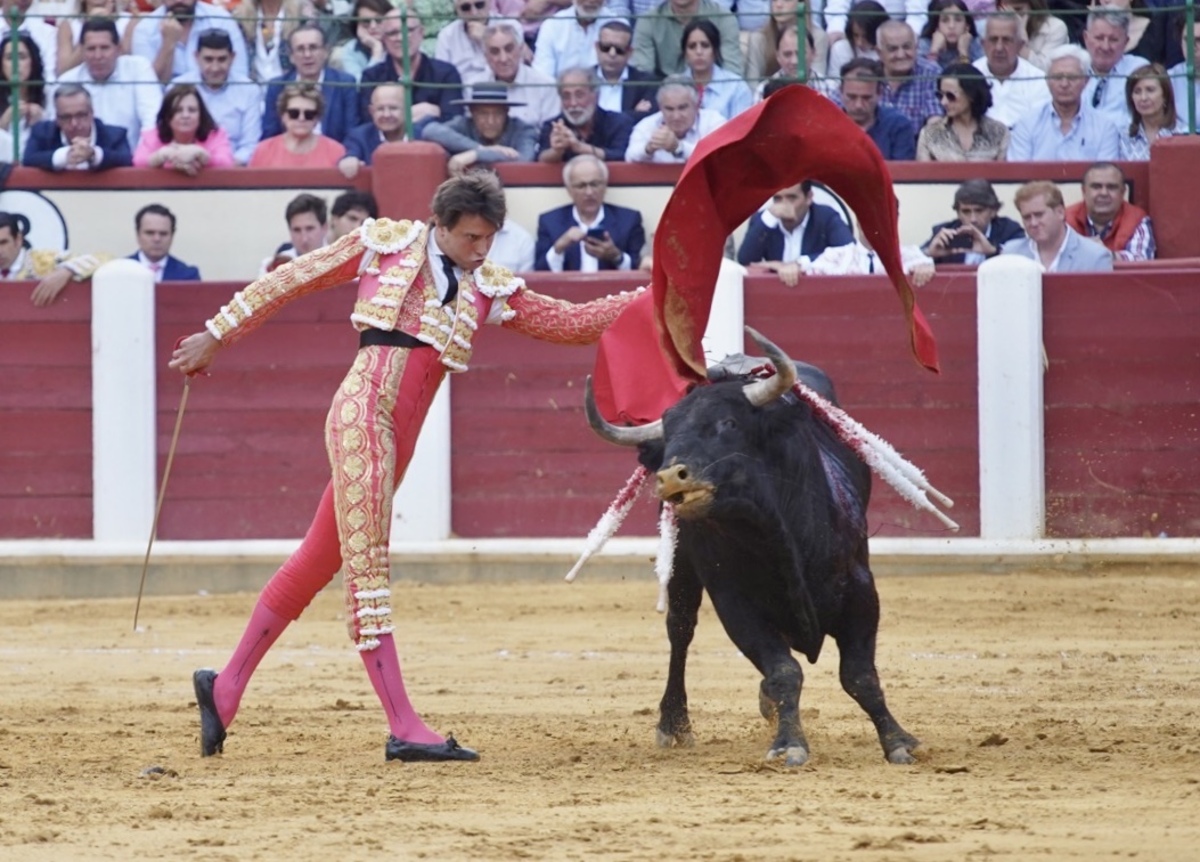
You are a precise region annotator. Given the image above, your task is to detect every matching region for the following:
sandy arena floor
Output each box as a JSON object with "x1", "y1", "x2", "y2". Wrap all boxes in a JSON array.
[{"x1": 0, "y1": 569, "x2": 1197, "y2": 861}]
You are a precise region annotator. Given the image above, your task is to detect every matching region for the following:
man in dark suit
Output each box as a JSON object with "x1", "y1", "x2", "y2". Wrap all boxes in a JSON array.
[
  {"x1": 737, "y1": 181, "x2": 854, "y2": 285},
  {"x1": 127, "y1": 204, "x2": 201, "y2": 281},
  {"x1": 535, "y1": 154, "x2": 645, "y2": 271},
  {"x1": 922, "y1": 179, "x2": 1025, "y2": 266},
  {"x1": 339, "y1": 84, "x2": 408, "y2": 177},
  {"x1": 22, "y1": 85, "x2": 132, "y2": 171},
  {"x1": 592, "y1": 21, "x2": 658, "y2": 120},
  {"x1": 538, "y1": 68, "x2": 633, "y2": 163},
  {"x1": 359, "y1": 6, "x2": 463, "y2": 131},
  {"x1": 261, "y1": 24, "x2": 360, "y2": 143}
]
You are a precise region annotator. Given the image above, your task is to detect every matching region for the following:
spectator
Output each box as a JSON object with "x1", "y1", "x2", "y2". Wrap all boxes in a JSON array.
[
  {"x1": 134, "y1": 83, "x2": 234, "y2": 173},
  {"x1": 538, "y1": 66, "x2": 633, "y2": 162},
  {"x1": 421, "y1": 82, "x2": 538, "y2": 170},
  {"x1": 23, "y1": 84, "x2": 132, "y2": 169},
  {"x1": 360, "y1": 5, "x2": 464, "y2": 128},
  {"x1": 1168, "y1": 18, "x2": 1198, "y2": 122},
  {"x1": 737, "y1": 180, "x2": 855, "y2": 285},
  {"x1": 535, "y1": 153, "x2": 644, "y2": 271},
  {"x1": 917, "y1": 62, "x2": 1009, "y2": 160},
  {"x1": 875, "y1": 19, "x2": 942, "y2": 131},
  {"x1": 757, "y1": 27, "x2": 837, "y2": 101},
  {"x1": 489, "y1": 216, "x2": 537, "y2": 271},
  {"x1": 130, "y1": 0, "x2": 249, "y2": 84},
  {"x1": 1000, "y1": 180, "x2": 1113, "y2": 272},
  {"x1": 330, "y1": 0, "x2": 391, "y2": 81},
  {"x1": 249, "y1": 82, "x2": 348, "y2": 166},
  {"x1": 632, "y1": 0, "x2": 742, "y2": 78},
  {"x1": 262, "y1": 24, "x2": 360, "y2": 144},
  {"x1": 482, "y1": 22, "x2": 561, "y2": 127},
  {"x1": 55, "y1": 0, "x2": 136, "y2": 78},
  {"x1": 328, "y1": 188, "x2": 378, "y2": 240},
  {"x1": 680, "y1": 19, "x2": 753, "y2": 120},
  {"x1": 754, "y1": 0, "x2": 829, "y2": 81},
  {"x1": 998, "y1": 0, "x2": 1067, "y2": 72},
  {"x1": 921, "y1": 178, "x2": 1024, "y2": 265},
  {"x1": 917, "y1": 0, "x2": 981, "y2": 69},
  {"x1": 56, "y1": 18, "x2": 163, "y2": 151},
  {"x1": 828, "y1": 0, "x2": 885, "y2": 81},
  {"x1": 799, "y1": 218, "x2": 937, "y2": 286},
  {"x1": 262, "y1": 192, "x2": 327, "y2": 273},
  {"x1": 0, "y1": 33, "x2": 48, "y2": 152},
  {"x1": 1082, "y1": 8, "x2": 1145, "y2": 130},
  {"x1": 434, "y1": 0, "x2": 520, "y2": 86},
  {"x1": 0, "y1": 211, "x2": 110, "y2": 306},
  {"x1": 171, "y1": 28, "x2": 262, "y2": 165},
  {"x1": 826, "y1": 0, "x2": 926, "y2": 53},
  {"x1": 0, "y1": 0, "x2": 58, "y2": 86},
  {"x1": 533, "y1": 0, "x2": 622, "y2": 80},
  {"x1": 1007, "y1": 45, "x2": 1120, "y2": 161},
  {"x1": 233, "y1": 0, "x2": 319, "y2": 84},
  {"x1": 971, "y1": 11, "x2": 1049, "y2": 127},
  {"x1": 1119, "y1": 62, "x2": 1186, "y2": 160},
  {"x1": 625, "y1": 77, "x2": 725, "y2": 162},
  {"x1": 128, "y1": 203, "x2": 201, "y2": 280},
  {"x1": 592, "y1": 19, "x2": 658, "y2": 117},
  {"x1": 1104, "y1": 0, "x2": 1172, "y2": 66},
  {"x1": 1065, "y1": 162, "x2": 1155, "y2": 262},
  {"x1": 339, "y1": 83, "x2": 407, "y2": 177},
  {"x1": 838, "y1": 57, "x2": 915, "y2": 159}
]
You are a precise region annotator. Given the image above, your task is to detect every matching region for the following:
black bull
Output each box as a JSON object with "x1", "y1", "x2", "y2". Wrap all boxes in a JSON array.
[{"x1": 585, "y1": 330, "x2": 918, "y2": 767}]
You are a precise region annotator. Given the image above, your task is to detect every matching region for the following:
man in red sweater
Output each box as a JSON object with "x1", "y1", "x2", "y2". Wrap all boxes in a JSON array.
[{"x1": 1065, "y1": 162, "x2": 1156, "y2": 263}]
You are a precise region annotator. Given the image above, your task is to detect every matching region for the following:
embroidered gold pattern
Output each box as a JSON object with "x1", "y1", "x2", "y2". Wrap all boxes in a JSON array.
[{"x1": 501, "y1": 286, "x2": 644, "y2": 345}]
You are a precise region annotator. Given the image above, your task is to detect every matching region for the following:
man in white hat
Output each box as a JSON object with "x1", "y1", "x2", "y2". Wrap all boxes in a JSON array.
[{"x1": 421, "y1": 82, "x2": 538, "y2": 172}]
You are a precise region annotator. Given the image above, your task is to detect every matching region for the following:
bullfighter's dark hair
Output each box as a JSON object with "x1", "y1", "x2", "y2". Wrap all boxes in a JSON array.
[
  {"x1": 0, "y1": 211, "x2": 32, "y2": 246},
  {"x1": 156, "y1": 84, "x2": 218, "y2": 143},
  {"x1": 136, "y1": 204, "x2": 177, "y2": 234},
  {"x1": 286, "y1": 193, "x2": 328, "y2": 226},
  {"x1": 430, "y1": 172, "x2": 507, "y2": 231}
]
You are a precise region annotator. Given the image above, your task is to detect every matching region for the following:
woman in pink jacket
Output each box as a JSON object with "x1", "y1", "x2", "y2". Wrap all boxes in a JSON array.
[{"x1": 134, "y1": 85, "x2": 235, "y2": 176}]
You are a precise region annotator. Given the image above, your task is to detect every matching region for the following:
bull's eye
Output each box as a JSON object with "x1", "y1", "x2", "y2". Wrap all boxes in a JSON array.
[{"x1": 716, "y1": 417, "x2": 738, "y2": 433}]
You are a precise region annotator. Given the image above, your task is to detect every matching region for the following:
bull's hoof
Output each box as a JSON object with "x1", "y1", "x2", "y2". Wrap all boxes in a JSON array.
[
  {"x1": 758, "y1": 689, "x2": 777, "y2": 722},
  {"x1": 767, "y1": 744, "x2": 809, "y2": 767},
  {"x1": 656, "y1": 727, "x2": 695, "y2": 749},
  {"x1": 886, "y1": 746, "x2": 916, "y2": 765}
]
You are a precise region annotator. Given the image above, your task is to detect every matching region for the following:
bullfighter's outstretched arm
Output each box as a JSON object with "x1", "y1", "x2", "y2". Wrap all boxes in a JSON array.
[{"x1": 499, "y1": 285, "x2": 643, "y2": 346}]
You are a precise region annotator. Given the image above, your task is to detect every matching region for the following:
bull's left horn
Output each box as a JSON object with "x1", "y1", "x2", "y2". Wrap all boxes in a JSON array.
[
  {"x1": 584, "y1": 376, "x2": 663, "y2": 446},
  {"x1": 742, "y1": 327, "x2": 797, "y2": 406}
]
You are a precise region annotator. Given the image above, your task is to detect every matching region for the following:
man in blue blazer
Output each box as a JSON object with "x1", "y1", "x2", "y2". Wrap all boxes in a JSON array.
[
  {"x1": 127, "y1": 204, "x2": 201, "y2": 281},
  {"x1": 737, "y1": 181, "x2": 854, "y2": 281},
  {"x1": 22, "y1": 86, "x2": 132, "y2": 171},
  {"x1": 535, "y1": 154, "x2": 645, "y2": 271},
  {"x1": 261, "y1": 24, "x2": 360, "y2": 143},
  {"x1": 922, "y1": 179, "x2": 1025, "y2": 266}
]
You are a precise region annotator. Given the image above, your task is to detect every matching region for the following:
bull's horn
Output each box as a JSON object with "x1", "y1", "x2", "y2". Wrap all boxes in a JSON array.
[
  {"x1": 583, "y1": 376, "x2": 663, "y2": 446},
  {"x1": 742, "y1": 326, "x2": 797, "y2": 406}
]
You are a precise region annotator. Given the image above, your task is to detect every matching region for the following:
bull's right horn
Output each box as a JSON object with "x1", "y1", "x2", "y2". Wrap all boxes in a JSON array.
[
  {"x1": 583, "y1": 377, "x2": 663, "y2": 446},
  {"x1": 742, "y1": 327, "x2": 797, "y2": 406}
]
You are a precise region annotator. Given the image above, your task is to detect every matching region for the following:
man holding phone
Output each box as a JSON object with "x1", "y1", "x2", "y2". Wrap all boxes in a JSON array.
[
  {"x1": 921, "y1": 178, "x2": 1024, "y2": 266},
  {"x1": 535, "y1": 154, "x2": 646, "y2": 271}
]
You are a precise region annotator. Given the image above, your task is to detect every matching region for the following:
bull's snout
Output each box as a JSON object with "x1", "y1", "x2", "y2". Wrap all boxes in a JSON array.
[{"x1": 656, "y1": 462, "x2": 715, "y2": 518}]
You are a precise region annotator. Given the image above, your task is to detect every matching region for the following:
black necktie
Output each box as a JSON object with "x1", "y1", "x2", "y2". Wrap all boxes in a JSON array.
[
  {"x1": 867, "y1": 252, "x2": 876, "y2": 274},
  {"x1": 440, "y1": 254, "x2": 459, "y2": 305}
]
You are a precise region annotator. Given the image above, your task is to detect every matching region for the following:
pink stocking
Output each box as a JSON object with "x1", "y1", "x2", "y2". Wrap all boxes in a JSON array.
[
  {"x1": 212, "y1": 600, "x2": 291, "y2": 728},
  {"x1": 361, "y1": 633, "x2": 443, "y2": 744}
]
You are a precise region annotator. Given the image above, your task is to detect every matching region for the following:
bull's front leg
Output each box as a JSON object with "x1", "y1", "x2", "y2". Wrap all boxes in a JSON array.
[{"x1": 657, "y1": 556, "x2": 703, "y2": 749}]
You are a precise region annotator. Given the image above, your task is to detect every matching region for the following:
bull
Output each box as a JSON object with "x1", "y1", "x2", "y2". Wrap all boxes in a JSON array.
[{"x1": 584, "y1": 329, "x2": 919, "y2": 767}]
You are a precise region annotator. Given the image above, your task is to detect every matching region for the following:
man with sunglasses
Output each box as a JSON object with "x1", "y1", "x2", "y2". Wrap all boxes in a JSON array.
[
  {"x1": 632, "y1": 0, "x2": 742, "y2": 78},
  {"x1": 970, "y1": 11, "x2": 1048, "y2": 128},
  {"x1": 1007, "y1": 44, "x2": 1119, "y2": 161},
  {"x1": 593, "y1": 20, "x2": 657, "y2": 117},
  {"x1": 360, "y1": 5, "x2": 464, "y2": 127},
  {"x1": 1081, "y1": 8, "x2": 1142, "y2": 130},
  {"x1": 435, "y1": 0, "x2": 525, "y2": 86},
  {"x1": 261, "y1": 24, "x2": 360, "y2": 144}
]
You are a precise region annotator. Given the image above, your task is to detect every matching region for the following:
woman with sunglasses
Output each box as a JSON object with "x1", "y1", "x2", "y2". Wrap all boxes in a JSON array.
[
  {"x1": 916, "y1": 62, "x2": 1009, "y2": 160},
  {"x1": 134, "y1": 84, "x2": 235, "y2": 174},
  {"x1": 680, "y1": 20, "x2": 753, "y2": 120},
  {"x1": 1119, "y1": 62, "x2": 1187, "y2": 160},
  {"x1": 250, "y1": 82, "x2": 347, "y2": 167},
  {"x1": 0, "y1": 34, "x2": 47, "y2": 154},
  {"x1": 917, "y1": 0, "x2": 982, "y2": 69}
]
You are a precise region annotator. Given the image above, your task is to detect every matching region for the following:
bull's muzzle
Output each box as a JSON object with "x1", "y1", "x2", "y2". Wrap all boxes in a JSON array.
[{"x1": 656, "y1": 463, "x2": 715, "y2": 518}]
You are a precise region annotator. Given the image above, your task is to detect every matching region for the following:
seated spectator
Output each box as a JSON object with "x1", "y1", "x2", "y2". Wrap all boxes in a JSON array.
[
  {"x1": 130, "y1": 0, "x2": 250, "y2": 84},
  {"x1": 838, "y1": 57, "x2": 915, "y2": 159},
  {"x1": 625, "y1": 77, "x2": 725, "y2": 162},
  {"x1": 56, "y1": 18, "x2": 163, "y2": 151},
  {"x1": 535, "y1": 153, "x2": 644, "y2": 271},
  {"x1": 737, "y1": 181, "x2": 855, "y2": 285},
  {"x1": 1065, "y1": 162, "x2": 1155, "y2": 262},
  {"x1": 592, "y1": 20, "x2": 658, "y2": 118},
  {"x1": 917, "y1": 62, "x2": 1009, "y2": 160},
  {"x1": 1120, "y1": 62, "x2": 1187, "y2": 160},
  {"x1": 134, "y1": 83, "x2": 234, "y2": 173},
  {"x1": 1007, "y1": 45, "x2": 1120, "y2": 161},
  {"x1": 632, "y1": 0, "x2": 742, "y2": 78},
  {"x1": 757, "y1": 27, "x2": 837, "y2": 101},
  {"x1": 339, "y1": 83, "x2": 407, "y2": 177},
  {"x1": 680, "y1": 19, "x2": 753, "y2": 120},
  {"x1": 1000, "y1": 180, "x2": 1113, "y2": 272},
  {"x1": 23, "y1": 84, "x2": 132, "y2": 170},
  {"x1": 1081, "y1": 8, "x2": 1145, "y2": 130},
  {"x1": 799, "y1": 220, "x2": 937, "y2": 286},
  {"x1": 0, "y1": 211, "x2": 111, "y2": 306},
  {"x1": 421, "y1": 82, "x2": 538, "y2": 170},
  {"x1": 328, "y1": 189, "x2": 379, "y2": 240},
  {"x1": 972, "y1": 11, "x2": 1049, "y2": 127},
  {"x1": 233, "y1": 0, "x2": 321, "y2": 85},
  {"x1": 533, "y1": 0, "x2": 623, "y2": 80},
  {"x1": 330, "y1": 0, "x2": 391, "y2": 81},
  {"x1": 921, "y1": 178, "x2": 1024, "y2": 265},
  {"x1": 56, "y1": 0, "x2": 136, "y2": 77},
  {"x1": 0, "y1": 33, "x2": 48, "y2": 152},
  {"x1": 825, "y1": 0, "x2": 928, "y2": 48},
  {"x1": 483, "y1": 23, "x2": 561, "y2": 127},
  {"x1": 538, "y1": 67, "x2": 633, "y2": 162},
  {"x1": 262, "y1": 24, "x2": 360, "y2": 144},
  {"x1": 490, "y1": 217, "x2": 537, "y2": 271},
  {"x1": 998, "y1": 0, "x2": 1068, "y2": 72},
  {"x1": 917, "y1": 0, "x2": 981, "y2": 69},
  {"x1": 0, "y1": 0, "x2": 58, "y2": 86},
  {"x1": 827, "y1": 0, "x2": 884, "y2": 78},
  {"x1": 171, "y1": 28, "x2": 262, "y2": 165},
  {"x1": 875, "y1": 20, "x2": 943, "y2": 132},
  {"x1": 262, "y1": 192, "x2": 328, "y2": 273},
  {"x1": 1104, "y1": 0, "x2": 1172, "y2": 66},
  {"x1": 1168, "y1": 19, "x2": 1198, "y2": 119},
  {"x1": 751, "y1": 0, "x2": 829, "y2": 83},
  {"x1": 128, "y1": 203, "x2": 201, "y2": 280},
  {"x1": 249, "y1": 82, "x2": 348, "y2": 167},
  {"x1": 360, "y1": 5, "x2": 464, "y2": 129},
  {"x1": 434, "y1": 0, "x2": 519, "y2": 86}
]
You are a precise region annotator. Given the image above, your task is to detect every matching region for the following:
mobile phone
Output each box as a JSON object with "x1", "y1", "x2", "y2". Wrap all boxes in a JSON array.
[
  {"x1": 585, "y1": 228, "x2": 608, "y2": 241},
  {"x1": 948, "y1": 231, "x2": 973, "y2": 250}
]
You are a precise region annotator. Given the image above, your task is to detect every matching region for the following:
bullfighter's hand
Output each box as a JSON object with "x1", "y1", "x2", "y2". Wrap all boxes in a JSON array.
[
  {"x1": 909, "y1": 263, "x2": 935, "y2": 288},
  {"x1": 30, "y1": 266, "x2": 73, "y2": 307},
  {"x1": 169, "y1": 331, "x2": 221, "y2": 376}
]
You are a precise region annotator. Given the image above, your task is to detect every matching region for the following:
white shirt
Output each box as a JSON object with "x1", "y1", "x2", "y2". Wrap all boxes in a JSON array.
[
  {"x1": 50, "y1": 123, "x2": 103, "y2": 170},
  {"x1": 1024, "y1": 229, "x2": 1070, "y2": 273},
  {"x1": 427, "y1": 226, "x2": 511, "y2": 326},
  {"x1": 626, "y1": 108, "x2": 726, "y2": 163},
  {"x1": 435, "y1": 19, "x2": 522, "y2": 86},
  {"x1": 130, "y1": 2, "x2": 250, "y2": 83},
  {"x1": 489, "y1": 218, "x2": 536, "y2": 272},
  {"x1": 54, "y1": 55, "x2": 164, "y2": 151},
  {"x1": 760, "y1": 209, "x2": 811, "y2": 263},
  {"x1": 253, "y1": 6, "x2": 286, "y2": 84},
  {"x1": 532, "y1": 7, "x2": 625, "y2": 80},
  {"x1": 799, "y1": 241, "x2": 933, "y2": 276},
  {"x1": 488, "y1": 64, "x2": 562, "y2": 128},
  {"x1": 543, "y1": 205, "x2": 631, "y2": 272},
  {"x1": 595, "y1": 65, "x2": 630, "y2": 114},
  {"x1": 972, "y1": 55, "x2": 1049, "y2": 128}
]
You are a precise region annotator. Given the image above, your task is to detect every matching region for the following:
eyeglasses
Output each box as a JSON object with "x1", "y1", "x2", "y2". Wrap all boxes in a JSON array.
[
  {"x1": 458, "y1": 0, "x2": 486, "y2": 11},
  {"x1": 936, "y1": 90, "x2": 958, "y2": 102},
  {"x1": 597, "y1": 42, "x2": 629, "y2": 56},
  {"x1": 286, "y1": 107, "x2": 319, "y2": 120},
  {"x1": 570, "y1": 180, "x2": 605, "y2": 191},
  {"x1": 291, "y1": 43, "x2": 324, "y2": 55}
]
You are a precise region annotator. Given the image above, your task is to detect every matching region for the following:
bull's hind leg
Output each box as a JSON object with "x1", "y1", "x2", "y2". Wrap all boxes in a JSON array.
[
  {"x1": 657, "y1": 557, "x2": 703, "y2": 749},
  {"x1": 836, "y1": 563, "x2": 919, "y2": 764}
]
